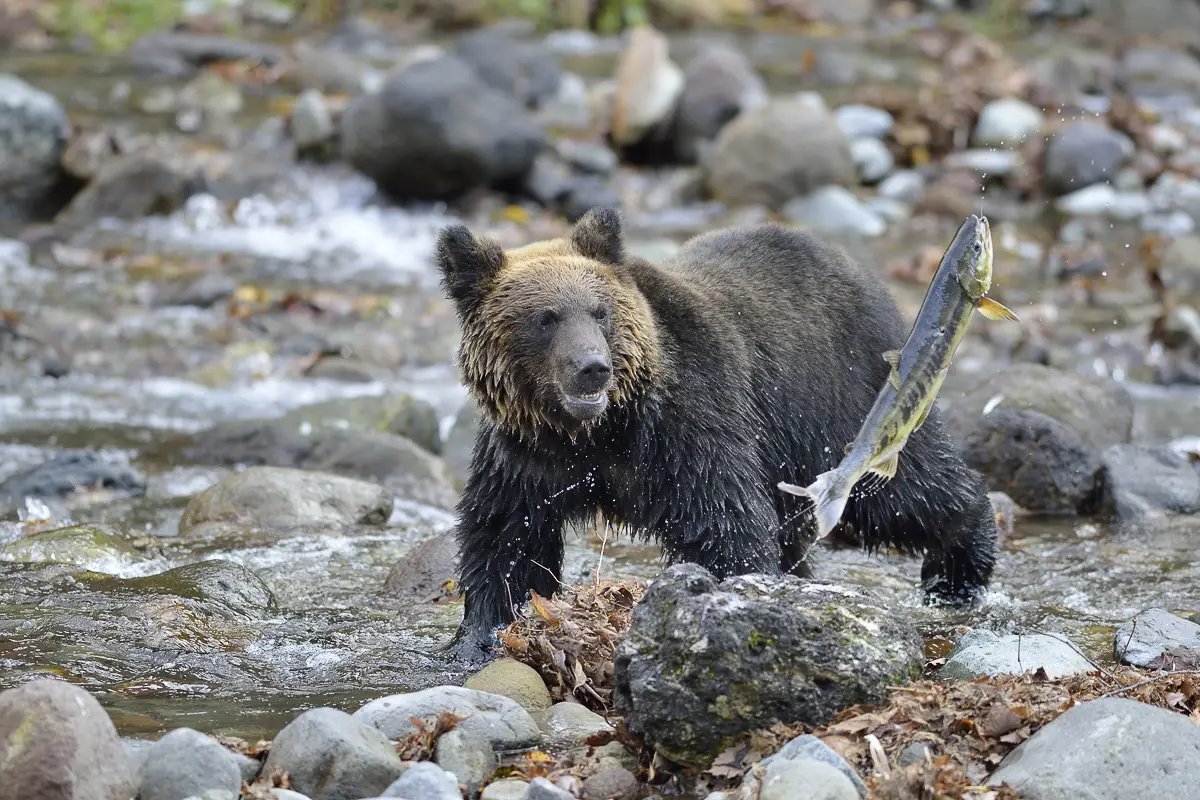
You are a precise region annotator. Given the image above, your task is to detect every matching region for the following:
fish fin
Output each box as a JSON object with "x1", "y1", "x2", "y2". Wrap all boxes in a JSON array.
[
  {"x1": 882, "y1": 349, "x2": 901, "y2": 368},
  {"x1": 978, "y1": 296, "x2": 1020, "y2": 322},
  {"x1": 869, "y1": 453, "x2": 899, "y2": 481},
  {"x1": 778, "y1": 470, "x2": 851, "y2": 540}
]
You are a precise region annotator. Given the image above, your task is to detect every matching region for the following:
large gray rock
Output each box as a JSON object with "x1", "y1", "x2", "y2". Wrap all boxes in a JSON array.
[
  {"x1": 1100, "y1": 444, "x2": 1200, "y2": 529},
  {"x1": 179, "y1": 466, "x2": 392, "y2": 535},
  {"x1": 739, "y1": 735, "x2": 866, "y2": 799},
  {"x1": 988, "y1": 697, "x2": 1200, "y2": 799},
  {"x1": 182, "y1": 421, "x2": 455, "y2": 509},
  {"x1": 958, "y1": 407, "x2": 1100, "y2": 514},
  {"x1": 673, "y1": 44, "x2": 767, "y2": 163},
  {"x1": 137, "y1": 728, "x2": 242, "y2": 800},
  {"x1": 56, "y1": 154, "x2": 204, "y2": 229},
  {"x1": 536, "y1": 702, "x2": 614, "y2": 750},
  {"x1": 263, "y1": 708, "x2": 405, "y2": 800},
  {"x1": 0, "y1": 525, "x2": 146, "y2": 572},
  {"x1": 383, "y1": 535, "x2": 459, "y2": 601},
  {"x1": 354, "y1": 687, "x2": 541, "y2": 750},
  {"x1": 341, "y1": 55, "x2": 544, "y2": 201},
  {"x1": 380, "y1": 761, "x2": 460, "y2": 800},
  {"x1": 277, "y1": 395, "x2": 442, "y2": 455},
  {"x1": 453, "y1": 28, "x2": 562, "y2": 109},
  {"x1": 465, "y1": 658, "x2": 552, "y2": 713},
  {"x1": 613, "y1": 564, "x2": 922, "y2": 766},
  {"x1": 706, "y1": 98, "x2": 856, "y2": 209},
  {"x1": 939, "y1": 630, "x2": 1094, "y2": 680},
  {"x1": 0, "y1": 678, "x2": 134, "y2": 800},
  {"x1": 0, "y1": 74, "x2": 69, "y2": 221},
  {"x1": 0, "y1": 451, "x2": 146, "y2": 503},
  {"x1": 435, "y1": 727, "x2": 495, "y2": 793},
  {"x1": 1043, "y1": 121, "x2": 1132, "y2": 195},
  {"x1": 1113, "y1": 608, "x2": 1200, "y2": 669}
]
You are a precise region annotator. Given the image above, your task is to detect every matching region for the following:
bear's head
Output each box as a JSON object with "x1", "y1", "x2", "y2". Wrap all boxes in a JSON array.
[{"x1": 436, "y1": 208, "x2": 662, "y2": 438}]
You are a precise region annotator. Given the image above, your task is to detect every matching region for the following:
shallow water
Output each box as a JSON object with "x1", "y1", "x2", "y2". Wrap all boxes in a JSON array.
[{"x1": 2, "y1": 28, "x2": 1199, "y2": 742}]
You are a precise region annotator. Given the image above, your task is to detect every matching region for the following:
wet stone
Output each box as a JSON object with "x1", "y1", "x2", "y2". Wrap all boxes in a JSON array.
[
  {"x1": 524, "y1": 777, "x2": 573, "y2": 800},
  {"x1": 973, "y1": 98, "x2": 1045, "y2": 148},
  {"x1": 354, "y1": 686, "x2": 541, "y2": 750},
  {"x1": 434, "y1": 727, "x2": 495, "y2": 793},
  {"x1": 536, "y1": 702, "x2": 614, "y2": 750},
  {"x1": 465, "y1": 658, "x2": 553, "y2": 713},
  {"x1": 137, "y1": 728, "x2": 242, "y2": 800},
  {"x1": 940, "y1": 630, "x2": 1094, "y2": 680},
  {"x1": 673, "y1": 43, "x2": 767, "y2": 163},
  {"x1": 479, "y1": 779, "x2": 528, "y2": 800},
  {"x1": 1099, "y1": 444, "x2": 1200, "y2": 530},
  {"x1": 383, "y1": 535, "x2": 459, "y2": 602},
  {"x1": 1042, "y1": 120, "x2": 1132, "y2": 195},
  {"x1": 782, "y1": 185, "x2": 886, "y2": 237},
  {"x1": 1113, "y1": 608, "x2": 1200, "y2": 669},
  {"x1": 379, "y1": 761, "x2": 460, "y2": 800},
  {"x1": 581, "y1": 765, "x2": 636, "y2": 800},
  {"x1": 0, "y1": 451, "x2": 146, "y2": 504},
  {"x1": 0, "y1": 525, "x2": 145, "y2": 572},
  {"x1": 0, "y1": 73, "x2": 69, "y2": 220}
]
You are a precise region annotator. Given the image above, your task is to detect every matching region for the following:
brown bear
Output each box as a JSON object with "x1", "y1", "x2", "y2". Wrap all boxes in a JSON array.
[{"x1": 436, "y1": 208, "x2": 997, "y2": 661}]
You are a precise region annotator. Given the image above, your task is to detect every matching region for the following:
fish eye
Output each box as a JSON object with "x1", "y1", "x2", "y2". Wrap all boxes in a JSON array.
[{"x1": 973, "y1": 242, "x2": 982, "y2": 254}]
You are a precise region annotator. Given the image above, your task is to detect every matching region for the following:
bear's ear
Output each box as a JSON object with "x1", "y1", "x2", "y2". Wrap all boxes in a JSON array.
[
  {"x1": 436, "y1": 224, "x2": 504, "y2": 309},
  {"x1": 570, "y1": 207, "x2": 624, "y2": 265}
]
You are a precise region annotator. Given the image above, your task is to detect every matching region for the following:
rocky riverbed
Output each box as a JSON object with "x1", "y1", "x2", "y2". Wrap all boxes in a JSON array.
[{"x1": 2, "y1": 0, "x2": 1200, "y2": 798}]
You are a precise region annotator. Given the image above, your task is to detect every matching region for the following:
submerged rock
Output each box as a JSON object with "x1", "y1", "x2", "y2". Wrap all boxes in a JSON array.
[
  {"x1": 0, "y1": 451, "x2": 146, "y2": 504},
  {"x1": 1114, "y1": 608, "x2": 1200, "y2": 669},
  {"x1": 263, "y1": 708, "x2": 405, "y2": 800},
  {"x1": 465, "y1": 658, "x2": 553, "y2": 713},
  {"x1": 1099, "y1": 444, "x2": 1200, "y2": 529},
  {"x1": 341, "y1": 55, "x2": 544, "y2": 201},
  {"x1": 179, "y1": 466, "x2": 392, "y2": 535},
  {"x1": 987, "y1": 698, "x2": 1200, "y2": 799},
  {"x1": 137, "y1": 728, "x2": 243, "y2": 800},
  {"x1": 706, "y1": 98, "x2": 855, "y2": 208},
  {"x1": 354, "y1": 686, "x2": 541, "y2": 749},
  {"x1": 940, "y1": 629, "x2": 1094, "y2": 680},
  {"x1": 0, "y1": 678, "x2": 134, "y2": 800},
  {"x1": 613, "y1": 564, "x2": 922, "y2": 766},
  {"x1": 0, "y1": 525, "x2": 145, "y2": 572},
  {"x1": 0, "y1": 73, "x2": 69, "y2": 222},
  {"x1": 383, "y1": 535, "x2": 458, "y2": 601}
]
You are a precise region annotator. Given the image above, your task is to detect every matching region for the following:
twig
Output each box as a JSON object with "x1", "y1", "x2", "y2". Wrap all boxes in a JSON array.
[
  {"x1": 1030, "y1": 629, "x2": 1119, "y2": 681},
  {"x1": 1099, "y1": 671, "x2": 1200, "y2": 699}
]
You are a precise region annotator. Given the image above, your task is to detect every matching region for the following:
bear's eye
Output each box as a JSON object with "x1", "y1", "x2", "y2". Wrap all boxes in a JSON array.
[
  {"x1": 535, "y1": 310, "x2": 559, "y2": 330},
  {"x1": 593, "y1": 307, "x2": 609, "y2": 322}
]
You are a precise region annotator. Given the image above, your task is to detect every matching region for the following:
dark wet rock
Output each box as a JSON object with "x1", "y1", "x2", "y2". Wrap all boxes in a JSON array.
[
  {"x1": 56, "y1": 154, "x2": 204, "y2": 229},
  {"x1": 465, "y1": 658, "x2": 552, "y2": 713},
  {"x1": 0, "y1": 451, "x2": 146, "y2": 503},
  {"x1": 536, "y1": 702, "x2": 613, "y2": 750},
  {"x1": 782, "y1": 186, "x2": 885, "y2": 237},
  {"x1": 263, "y1": 707, "x2": 405, "y2": 800},
  {"x1": 138, "y1": 728, "x2": 243, "y2": 800},
  {"x1": 973, "y1": 98, "x2": 1045, "y2": 148},
  {"x1": 0, "y1": 678, "x2": 134, "y2": 800},
  {"x1": 180, "y1": 466, "x2": 392, "y2": 535},
  {"x1": 581, "y1": 766, "x2": 636, "y2": 800},
  {"x1": 673, "y1": 44, "x2": 767, "y2": 163},
  {"x1": 958, "y1": 407, "x2": 1100, "y2": 514},
  {"x1": 121, "y1": 560, "x2": 276, "y2": 615},
  {"x1": 292, "y1": 89, "x2": 336, "y2": 158},
  {"x1": 1042, "y1": 120, "x2": 1132, "y2": 195},
  {"x1": 613, "y1": 564, "x2": 922, "y2": 766},
  {"x1": 940, "y1": 630, "x2": 1094, "y2": 680},
  {"x1": 1099, "y1": 444, "x2": 1200, "y2": 529},
  {"x1": 480, "y1": 779, "x2": 528, "y2": 800},
  {"x1": 707, "y1": 98, "x2": 855, "y2": 209},
  {"x1": 610, "y1": 25, "x2": 683, "y2": 150},
  {"x1": 524, "y1": 777, "x2": 573, "y2": 800},
  {"x1": 341, "y1": 55, "x2": 545, "y2": 201},
  {"x1": 1117, "y1": 46, "x2": 1200, "y2": 100},
  {"x1": 0, "y1": 525, "x2": 144, "y2": 571},
  {"x1": 0, "y1": 74, "x2": 69, "y2": 221},
  {"x1": 849, "y1": 137, "x2": 893, "y2": 185},
  {"x1": 988, "y1": 697, "x2": 1200, "y2": 799},
  {"x1": 434, "y1": 727, "x2": 495, "y2": 794},
  {"x1": 833, "y1": 104, "x2": 893, "y2": 140},
  {"x1": 1114, "y1": 608, "x2": 1200, "y2": 670},
  {"x1": 354, "y1": 687, "x2": 541, "y2": 749},
  {"x1": 285, "y1": 395, "x2": 442, "y2": 455},
  {"x1": 182, "y1": 420, "x2": 454, "y2": 509},
  {"x1": 945, "y1": 364, "x2": 1133, "y2": 454},
  {"x1": 563, "y1": 177, "x2": 621, "y2": 223},
  {"x1": 453, "y1": 28, "x2": 562, "y2": 109},
  {"x1": 380, "y1": 761, "x2": 460, "y2": 800},
  {"x1": 129, "y1": 32, "x2": 286, "y2": 77},
  {"x1": 383, "y1": 535, "x2": 458, "y2": 601}
]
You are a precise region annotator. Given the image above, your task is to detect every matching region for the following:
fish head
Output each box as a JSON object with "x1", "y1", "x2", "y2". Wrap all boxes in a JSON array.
[{"x1": 951, "y1": 214, "x2": 993, "y2": 300}]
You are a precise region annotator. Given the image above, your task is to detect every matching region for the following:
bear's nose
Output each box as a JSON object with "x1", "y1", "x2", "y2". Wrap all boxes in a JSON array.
[{"x1": 572, "y1": 354, "x2": 612, "y2": 392}]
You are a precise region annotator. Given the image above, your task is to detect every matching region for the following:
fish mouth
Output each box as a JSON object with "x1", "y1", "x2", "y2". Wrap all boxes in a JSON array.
[{"x1": 561, "y1": 390, "x2": 609, "y2": 420}]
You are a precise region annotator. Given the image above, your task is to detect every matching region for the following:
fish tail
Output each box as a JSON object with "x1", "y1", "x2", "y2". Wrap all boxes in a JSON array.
[{"x1": 778, "y1": 468, "x2": 852, "y2": 540}]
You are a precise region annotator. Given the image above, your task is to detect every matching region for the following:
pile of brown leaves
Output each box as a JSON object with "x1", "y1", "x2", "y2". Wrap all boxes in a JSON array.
[
  {"x1": 704, "y1": 667, "x2": 1200, "y2": 800},
  {"x1": 499, "y1": 579, "x2": 646, "y2": 713}
]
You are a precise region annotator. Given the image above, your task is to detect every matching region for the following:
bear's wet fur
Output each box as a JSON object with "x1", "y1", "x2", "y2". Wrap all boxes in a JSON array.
[{"x1": 437, "y1": 208, "x2": 997, "y2": 660}]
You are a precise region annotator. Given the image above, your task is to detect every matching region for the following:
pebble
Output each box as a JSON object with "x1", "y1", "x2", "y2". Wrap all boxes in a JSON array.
[
  {"x1": 761, "y1": 758, "x2": 860, "y2": 800},
  {"x1": 834, "y1": 103, "x2": 894, "y2": 139},
  {"x1": 354, "y1": 687, "x2": 541, "y2": 749},
  {"x1": 940, "y1": 630, "x2": 1094, "y2": 680},
  {"x1": 1054, "y1": 184, "x2": 1150, "y2": 220},
  {"x1": 435, "y1": 727, "x2": 495, "y2": 792},
  {"x1": 1114, "y1": 608, "x2": 1200, "y2": 669},
  {"x1": 291, "y1": 89, "x2": 335, "y2": 150},
  {"x1": 850, "y1": 137, "x2": 893, "y2": 184},
  {"x1": 537, "y1": 702, "x2": 614, "y2": 749},
  {"x1": 581, "y1": 765, "x2": 637, "y2": 800},
  {"x1": 524, "y1": 777, "x2": 574, "y2": 800},
  {"x1": 138, "y1": 728, "x2": 243, "y2": 800},
  {"x1": 263, "y1": 707, "x2": 405, "y2": 800},
  {"x1": 876, "y1": 169, "x2": 925, "y2": 204},
  {"x1": 973, "y1": 98, "x2": 1046, "y2": 148},
  {"x1": 782, "y1": 185, "x2": 886, "y2": 237},
  {"x1": 380, "y1": 761, "x2": 461, "y2": 800},
  {"x1": 480, "y1": 778, "x2": 530, "y2": 800},
  {"x1": 943, "y1": 148, "x2": 1022, "y2": 177},
  {"x1": 1043, "y1": 120, "x2": 1132, "y2": 194}
]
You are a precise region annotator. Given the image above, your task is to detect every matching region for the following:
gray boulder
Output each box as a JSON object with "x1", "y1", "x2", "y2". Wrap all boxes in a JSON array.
[
  {"x1": 833, "y1": 104, "x2": 893, "y2": 140},
  {"x1": 383, "y1": 535, "x2": 458, "y2": 601},
  {"x1": 738, "y1": 735, "x2": 866, "y2": 799},
  {"x1": 56, "y1": 154, "x2": 204, "y2": 229},
  {"x1": 580, "y1": 766, "x2": 636, "y2": 800},
  {"x1": 262, "y1": 708, "x2": 405, "y2": 800},
  {"x1": 354, "y1": 687, "x2": 541, "y2": 749},
  {"x1": 1099, "y1": 444, "x2": 1200, "y2": 529},
  {"x1": 973, "y1": 98, "x2": 1045, "y2": 148},
  {"x1": 0, "y1": 678, "x2": 134, "y2": 800},
  {"x1": 341, "y1": 55, "x2": 544, "y2": 201},
  {"x1": 453, "y1": 28, "x2": 562, "y2": 109},
  {"x1": 958, "y1": 407, "x2": 1100, "y2": 514},
  {"x1": 1043, "y1": 121, "x2": 1132, "y2": 195},
  {"x1": 939, "y1": 630, "x2": 1094, "y2": 680},
  {"x1": 179, "y1": 466, "x2": 392, "y2": 535},
  {"x1": 0, "y1": 450, "x2": 145, "y2": 503},
  {"x1": 137, "y1": 728, "x2": 243, "y2": 800},
  {"x1": 1114, "y1": 608, "x2": 1200, "y2": 669},
  {"x1": 380, "y1": 761, "x2": 460, "y2": 800},
  {"x1": 613, "y1": 564, "x2": 922, "y2": 766},
  {"x1": 673, "y1": 44, "x2": 767, "y2": 163},
  {"x1": 536, "y1": 702, "x2": 614, "y2": 750},
  {"x1": 435, "y1": 727, "x2": 495, "y2": 793},
  {"x1": 988, "y1": 698, "x2": 1200, "y2": 799},
  {"x1": 706, "y1": 98, "x2": 855, "y2": 209},
  {"x1": 0, "y1": 74, "x2": 69, "y2": 221}
]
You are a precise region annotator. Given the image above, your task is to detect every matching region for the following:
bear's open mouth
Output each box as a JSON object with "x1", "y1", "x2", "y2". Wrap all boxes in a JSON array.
[{"x1": 561, "y1": 390, "x2": 609, "y2": 420}]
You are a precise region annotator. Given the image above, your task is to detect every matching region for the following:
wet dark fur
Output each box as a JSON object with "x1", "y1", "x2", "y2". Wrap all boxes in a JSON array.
[{"x1": 440, "y1": 211, "x2": 998, "y2": 660}]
